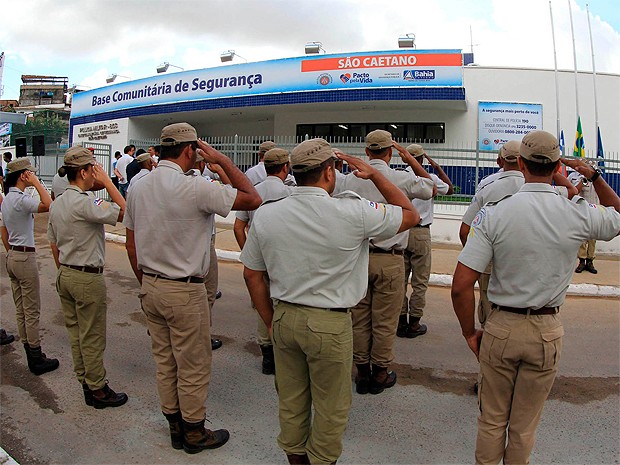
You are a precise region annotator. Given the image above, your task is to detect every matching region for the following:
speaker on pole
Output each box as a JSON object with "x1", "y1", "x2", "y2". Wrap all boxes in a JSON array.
[
  {"x1": 32, "y1": 135, "x2": 45, "y2": 157},
  {"x1": 15, "y1": 138, "x2": 27, "y2": 158}
]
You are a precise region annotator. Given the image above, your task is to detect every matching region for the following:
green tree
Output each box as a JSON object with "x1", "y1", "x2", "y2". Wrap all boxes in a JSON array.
[{"x1": 11, "y1": 110, "x2": 69, "y2": 146}]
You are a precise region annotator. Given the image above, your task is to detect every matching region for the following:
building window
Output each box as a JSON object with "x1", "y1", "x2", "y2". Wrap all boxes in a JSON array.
[{"x1": 296, "y1": 122, "x2": 445, "y2": 143}]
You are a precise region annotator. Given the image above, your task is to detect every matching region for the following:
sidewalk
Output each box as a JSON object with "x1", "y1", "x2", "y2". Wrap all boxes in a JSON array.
[{"x1": 105, "y1": 222, "x2": 620, "y2": 297}]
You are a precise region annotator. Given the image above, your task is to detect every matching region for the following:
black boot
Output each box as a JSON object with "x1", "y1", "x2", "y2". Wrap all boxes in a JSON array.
[
  {"x1": 0, "y1": 329, "x2": 15, "y2": 345},
  {"x1": 355, "y1": 363, "x2": 371, "y2": 395},
  {"x1": 211, "y1": 338, "x2": 222, "y2": 351},
  {"x1": 396, "y1": 314, "x2": 408, "y2": 338},
  {"x1": 24, "y1": 343, "x2": 59, "y2": 376},
  {"x1": 260, "y1": 345, "x2": 275, "y2": 375},
  {"x1": 405, "y1": 317, "x2": 428, "y2": 339},
  {"x1": 163, "y1": 411, "x2": 184, "y2": 450},
  {"x1": 286, "y1": 453, "x2": 311, "y2": 464},
  {"x1": 91, "y1": 383, "x2": 128, "y2": 409},
  {"x1": 575, "y1": 258, "x2": 586, "y2": 273},
  {"x1": 82, "y1": 383, "x2": 93, "y2": 406},
  {"x1": 369, "y1": 364, "x2": 397, "y2": 395},
  {"x1": 585, "y1": 259, "x2": 598, "y2": 274},
  {"x1": 182, "y1": 419, "x2": 229, "y2": 454}
]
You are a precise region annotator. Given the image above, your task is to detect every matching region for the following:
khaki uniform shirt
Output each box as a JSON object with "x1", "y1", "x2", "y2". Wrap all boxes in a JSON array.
[
  {"x1": 1, "y1": 187, "x2": 39, "y2": 247},
  {"x1": 410, "y1": 172, "x2": 450, "y2": 226},
  {"x1": 124, "y1": 160, "x2": 237, "y2": 278},
  {"x1": 458, "y1": 183, "x2": 620, "y2": 309},
  {"x1": 128, "y1": 168, "x2": 151, "y2": 190},
  {"x1": 334, "y1": 159, "x2": 433, "y2": 250},
  {"x1": 236, "y1": 176, "x2": 293, "y2": 226},
  {"x1": 51, "y1": 174, "x2": 70, "y2": 198},
  {"x1": 240, "y1": 187, "x2": 403, "y2": 309},
  {"x1": 463, "y1": 171, "x2": 525, "y2": 226},
  {"x1": 245, "y1": 162, "x2": 266, "y2": 186},
  {"x1": 477, "y1": 169, "x2": 503, "y2": 191},
  {"x1": 47, "y1": 186, "x2": 120, "y2": 267}
]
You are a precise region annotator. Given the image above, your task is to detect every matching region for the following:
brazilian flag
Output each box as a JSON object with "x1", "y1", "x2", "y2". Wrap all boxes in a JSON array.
[{"x1": 573, "y1": 117, "x2": 585, "y2": 158}]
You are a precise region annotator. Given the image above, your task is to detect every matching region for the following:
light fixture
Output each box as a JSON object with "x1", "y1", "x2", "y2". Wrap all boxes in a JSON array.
[
  {"x1": 220, "y1": 50, "x2": 247, "y2": 63},
  {"x1": 305, "y1": 42, "x2": 326, "y2": 54},
  {"x1": 338, "y1": 124, "x2": 348, "y2": 130},
  {"x1": 398, "y1": 33, "x2": 416, "y2": 48},
  {"x1": 156, "y1": 62, "x2": 185, "y2": 73},
  {"x1": 106, "y1": 74, "x2": 130, "y2": 84}
]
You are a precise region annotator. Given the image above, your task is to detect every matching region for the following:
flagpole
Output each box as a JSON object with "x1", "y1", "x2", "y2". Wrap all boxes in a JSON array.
[
  {"x1": 568, "y1": 0, "x2": 580, "y2": 122},
  {"x1": 549, "y1": 2, "x2": 561, "y2": 149},
  {"x1": 586, "y1": 4, "x2": 599, "y2": 139}
]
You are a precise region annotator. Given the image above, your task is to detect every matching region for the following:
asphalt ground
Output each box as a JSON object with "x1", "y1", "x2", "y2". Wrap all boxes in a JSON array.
[{"x1": 0, "y1": 215, "x2": 618, "y2": 464}]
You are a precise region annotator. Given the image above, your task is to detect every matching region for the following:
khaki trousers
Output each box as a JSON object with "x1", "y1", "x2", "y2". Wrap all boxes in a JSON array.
[
  {"x1": 205, "y1": 234, "x2": 218, "y2": 322},
  {"x1": 578, "y1": 239, "x2": 596, "y2": 260},
  {"x1": 352, "y1": 253, "x2": 405, "y2": 367},
  {"x1": 273, "y1": 301, "x2": 353, "y2": 465},
  {"x1": 401, "y1": 227, "x2": 432, "y2": 319},
  {"x1": 476, "y1": 309, "x2": 563, "y2": 465},
  {"x1": 6, "y1": 250, "x2": 41, "y2": 347},
  {"x1": 56, "y1": 266, "x2": 108, "y2": 389},
  {"x1": 140, "y1": 275, "x2": 212, "y2": 422}
]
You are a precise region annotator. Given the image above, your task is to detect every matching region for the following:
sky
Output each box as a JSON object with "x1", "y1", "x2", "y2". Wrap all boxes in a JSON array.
[{"x1": 0, "y1": 0, "x2": 618, "y2": 101}]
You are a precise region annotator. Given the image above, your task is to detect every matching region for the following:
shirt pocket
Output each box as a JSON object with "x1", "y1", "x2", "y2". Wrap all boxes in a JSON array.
[{"x1": 480, "y1": 320, "x2": 511, "y2": 365}]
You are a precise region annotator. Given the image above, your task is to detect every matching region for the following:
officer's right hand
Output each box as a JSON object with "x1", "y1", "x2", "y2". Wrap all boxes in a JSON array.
[
  {"x1": 561, "y1": 157, "x2": 596, "y2": 179},
  {"x1": 21, "y1": 171, "x2": 37, "y2": 187},
  {"x1": 197, "y1": 140, "x2": 226, "y2": 165},
  {"x1": 337, "y1": 153, "x2": 378, "y2": 180}
]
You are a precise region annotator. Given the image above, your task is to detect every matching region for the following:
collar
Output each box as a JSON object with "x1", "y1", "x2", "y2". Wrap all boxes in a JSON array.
[
  {"x1": 157, "y1": 160, "x2": 185, "y2": 173},
  {"x1": 264, "y1": 176, "x2": 285, "y2": 184},
  {"x1": 290, "y1": 186, "x2": 330, "y2": 197},
  {"x1": 65, "y1": 185, "x2": 87, "y2": 194},
  {"x1": 518, "y1": 183, "x2": 560, "y2": 194},
  {"x1": 498, "y1": 170, "x2": 524, "y2": 179},
  {"x1": 369, "y1": 159, "x2": 390, "y2": 171},
  {"x1": 8, "y1": 187, "x2": 24, "y2": 194}
]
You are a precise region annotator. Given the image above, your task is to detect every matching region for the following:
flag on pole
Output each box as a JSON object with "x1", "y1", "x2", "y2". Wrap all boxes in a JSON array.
[
  {"x1": 559, "y1": 130, "x2": 565, "y2": 154},
  {"x1": 573, "y1": 117, "x2": 585, "y2": 158},
  {"x1": 596, "y1": 126, "x2": 605, "y2": 172}
]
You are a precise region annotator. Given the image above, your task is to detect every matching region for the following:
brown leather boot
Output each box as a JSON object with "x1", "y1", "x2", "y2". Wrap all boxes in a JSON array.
[
  {"x1": 585, "y1": 259, "x2": 598, "y2": 274},
  {"x1": 163, "y1": 411, "x2": 184, "y2": 450},
  {"x1": 286, "y1": 453, "x2": 310, "y2": 464},
  {"x1": 91, "y1": 383, "x2": 128, "y2": 409},
  {"x1": 24, "y1": 343, "x2": 59, "y2": 376},
  {"x1": 575, "y1": 258, "x2": 586, "y2": 273},
  {"x1": 355, "y1": 363, "x2": 371, "y2": 394},
  {"x1": 396, "y1": 314, "x2": 408, "y2": 338},
  {"x1": 405, "y1": 317, "x2": 428, "y2": 339},
  {"x1": 182, "y1": 419, "x2": 230, "y2": 454},
  {"x1": 369, "y1": 364, "x2": 397, "y2": 395}
]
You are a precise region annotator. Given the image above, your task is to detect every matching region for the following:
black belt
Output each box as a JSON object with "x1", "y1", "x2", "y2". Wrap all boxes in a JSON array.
[
  {"x1": 62, "y1": 264, "x2": 104, "y2": 274},
  {"x1": 369, "y1": 248, "x2": 404, "y2": 255},
  {"x1": 330, "y1": 308, "x2": 349, "y2": 313},
  {"x1": 143, "y1": 272, "x2": 204, "y2": 284},
  {"x1": 10, "y1": 245, "x2": 35, "y2": 252},
  {"x1": 414, "y1": 224, "x2": 431, "y2": 228},
  {"x1": 492, "y1": 304, "x2": 558, "y2": 315},
  {"x1": 281, "y1": 301, "x2": 349, "y2": 313}
]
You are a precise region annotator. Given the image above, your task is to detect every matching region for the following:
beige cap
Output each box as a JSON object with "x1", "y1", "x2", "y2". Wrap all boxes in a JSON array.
[
  {"x1": 520, "y1": 130, "x2": 560, "y2": 164},
  {"x1": 406, "y1": 144, "x2": 424, "y2": 156},
  {"x1": 259, "y1": 141, "x2": 277, "y2": 154},
  {"x1": 290, "y1": 138, "x2": 337, "y2": 172},
  {"x1": 6, "y1": 158, "x2": 37, "y2": 174},
  {"x1": 264, "y1": 148, "x2": 289, "y2": 166},
  {"x1": 136, "y1": 153, "x2": 151, "y2": 163},
  {"x1": 160, "y1": 123, "x2": 197, "y2": 146},
  {"x1": 365, "y1": 130, "x2": 393, "y2": 150},
  {"x1": 64, "y1": 146, "x2": 97, "y2": 167},
  {"x1": 499, "y1": 140, "x2": 520, "y2": 162}
]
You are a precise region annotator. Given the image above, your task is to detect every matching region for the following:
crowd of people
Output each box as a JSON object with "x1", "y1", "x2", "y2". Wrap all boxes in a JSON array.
[{"x1": 0, "y1": 125, "x2": 619, "y2": 465}]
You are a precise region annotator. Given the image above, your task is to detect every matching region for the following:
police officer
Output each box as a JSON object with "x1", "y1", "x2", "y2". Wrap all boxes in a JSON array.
[
  {"x1": 245, "y1": 140, "x2": 277, "y2": 185},
  {"x1": 451, "y1": 130, "x2": 620, "y2": 465},
  {"x1": 569, "y1": 163, "x2": 601, "y2": 273},
  {"x1": 333, "y1": 130, "x2": 434, "y2": 395},
  {"x1": 47, "y1": 146, "x2": 128, "y2": 408},
  {"x1": 234, "y1": 148, "x2": 294, "y2": 375},
  {"x1": 124, "y1": 123, "x2": 260, "y2": 454},
  {"x1": 241, "y1": 138, "x2": 419, "y2": 465},
  {"x1": 128, "y1": 152, "x2": 155, "y2": 190},
  {"x1": 398, "y1": 144, "x2": 453, "y2": 338},
  {"x1": 1, "y1": 158, "x2": 59, "y2": 375}
]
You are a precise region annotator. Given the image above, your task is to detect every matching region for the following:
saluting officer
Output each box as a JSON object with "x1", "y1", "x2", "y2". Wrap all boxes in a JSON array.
[
  {"x1": 241, "y1": 138, "x2": 419, "y2": 465},
  {"x1": 1, "y1": 158, "x2": 59, "y2": 375},
  {"x1": 451, "y1": 130, "x2": 620, "y2": 465},
  {"x1": 47, "y1": 146, "x2": 128, "y2": 408}
]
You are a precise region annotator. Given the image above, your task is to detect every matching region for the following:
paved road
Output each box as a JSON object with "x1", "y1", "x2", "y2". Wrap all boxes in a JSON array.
[{"x1": 0, "y1": 216, "x2": 619, "y2": 464}]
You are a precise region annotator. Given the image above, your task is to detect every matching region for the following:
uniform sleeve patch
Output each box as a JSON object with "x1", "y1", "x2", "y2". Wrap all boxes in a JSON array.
[
  {"x1": 368, "y1": 200, "x2": 387, "y2": 212},
  {"x1": 471, "y1": 208, "x2": 486, "y2": 227},
  {"x1": 93, "y1": 198, "x2": 103, "y2": 206}
]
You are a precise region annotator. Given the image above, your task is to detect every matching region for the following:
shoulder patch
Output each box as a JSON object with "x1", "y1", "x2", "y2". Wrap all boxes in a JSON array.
[
  {"x1": 471, "y1": 208, "x2": 486, "y2": 228},
  {"x1": 485, "y1": 193, "x2": 513, "y2": 207},
  {"x1": 93, "y1": 198, "x2": 104, "y2": 206}
]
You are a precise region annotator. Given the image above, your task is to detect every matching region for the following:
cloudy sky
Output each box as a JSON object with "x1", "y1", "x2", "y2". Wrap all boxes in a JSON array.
[{"x1": 1, "y1": 0, "x2": 618, "y2": 100}]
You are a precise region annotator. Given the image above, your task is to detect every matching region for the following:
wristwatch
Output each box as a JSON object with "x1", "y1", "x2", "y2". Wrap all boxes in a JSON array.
[{"x1": 587, "y1": 168, "x2": 602, "y2": 183}]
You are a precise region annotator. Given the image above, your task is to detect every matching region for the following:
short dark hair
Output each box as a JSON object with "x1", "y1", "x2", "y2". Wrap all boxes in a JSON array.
[
  {"x1": 3, "y1": 170, "x2": 24, "y2": 194},
  {"x1": 135, "y1": 148, "x2": 146, "y2": 156},
  {"x1": 294, "y1": 158, "x2": 334, "y2": 186},
  {"x1": 367, "y1": 146, "x2": 391, "y2": 158},
  {"x1": 522, "y1": 158, "x2": 559, "y2": 177},
  {"x1": 265, "y1": 162, "x2": 288, "y2": 175},
  {"x1": 123, "y1": 145, "x2": 132, "y2": 154},
  {"x1": 160, "y1": 141, "x2": 197, "y2": 160}
]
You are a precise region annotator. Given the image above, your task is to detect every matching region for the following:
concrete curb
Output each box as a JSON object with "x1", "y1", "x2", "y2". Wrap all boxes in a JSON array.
[
  {"x1": 1, "y1": 447, "x2": 20, "y2": 465},
  {"x1": 105, "y1": 233, "x2": 620, "y2": 298}
]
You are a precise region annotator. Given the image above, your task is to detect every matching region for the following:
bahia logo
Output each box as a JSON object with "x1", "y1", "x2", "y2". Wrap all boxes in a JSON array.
[
  {"x1": 340, "y1": 73, "x2": 351, "y2": 83},
  {"x1": 317, "y1": 73, "x2": 333, "y2": 86},
  {"x1": 403, "y1": 69, "x2": 436, "y2": 81}
]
